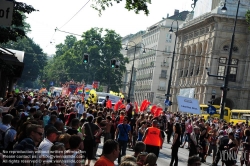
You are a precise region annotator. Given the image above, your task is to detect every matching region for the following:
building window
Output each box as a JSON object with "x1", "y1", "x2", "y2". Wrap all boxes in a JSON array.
[
  {"x1": 217, "y1": 58, "x2": 238, "y2": 81},
  {"x1": 190, "y1": 68, "x2": 193, "y2": 76},
  {"x1": 196, "y1": 66, "x2": 199, "y2": 75},
  {"x1": 166, "y1": 33, "x2": 172, "y2": 43},
  {"x1": 219, "y1": 57, "x2": 227, "y2": 64},
  {"x1": 231, "y1": 59, "x2": 238, "y2": 65},
  {"x1": 180, "y1": 69, "x2": 183, "y2": 77},
  {"x1": 229, "y1": 67, "x2": 237, "y2": 82},
  {"x1": 165, "y1": 46, "x2": 171, "y2": 53},
  {"x1": 223, "y1": 45, "x2": 229, "y2": 51},
  {"x1": 217, "y1": 66, "x2": 225, "y2": 80}
]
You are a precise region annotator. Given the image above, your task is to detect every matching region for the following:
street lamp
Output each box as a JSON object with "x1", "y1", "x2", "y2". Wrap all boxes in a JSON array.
[
  {"x1": 207, "y1": 0, "x2": 240, "y2": 120},
  {"x1": 166, "y1": 20, "x2": 179, "y2": 106},
  {"x1": 125, "y1": 41, "x2": 146, "y2": 100}
]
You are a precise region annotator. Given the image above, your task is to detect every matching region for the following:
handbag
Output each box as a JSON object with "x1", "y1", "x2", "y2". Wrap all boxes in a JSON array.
[
  {"x1": 87, "y1": 123, "x2": 96, "y2": 146},
  {"x1": 122, "y1": 124, "x2": 130, "y2": 142}
]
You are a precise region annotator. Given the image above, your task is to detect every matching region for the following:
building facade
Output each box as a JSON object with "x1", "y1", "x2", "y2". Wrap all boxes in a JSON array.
[
  {"x1": 122, "y1": 10, "x2": 188, "y2": 104},
  {"x1": 170, "y1": 0, "x2": 250, "y2": 112}
]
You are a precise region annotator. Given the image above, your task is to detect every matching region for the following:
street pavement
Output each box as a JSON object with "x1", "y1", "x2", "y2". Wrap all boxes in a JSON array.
[{"x1": 90, "y1": 138, "x2": 242, "y2": 166}]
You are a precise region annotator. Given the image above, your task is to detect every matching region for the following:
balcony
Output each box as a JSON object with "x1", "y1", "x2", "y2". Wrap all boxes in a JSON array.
[
  {"x1": 158, "y1": 86, "x2": 166, "y2": 91},
  {"x1": 159, "y1": 74, "x2": 167, "y2": 79},
  {"x1": 134, "y1": 84, "x2": 151, "y2": 91},
  {"x1": 161, "y1": 62, "x2": 169, "y2": 67},
  {"x1": 138, "y1": 61, "x2": 154, "y2": 69},
  {"x1": 137, "y1": 73, "x2": 153, "y2": 80}
]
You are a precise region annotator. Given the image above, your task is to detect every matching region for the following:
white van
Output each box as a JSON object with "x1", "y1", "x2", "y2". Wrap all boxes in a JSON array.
[{"x1": 96, "y1": 92, "x2": 121, "y2": 106}]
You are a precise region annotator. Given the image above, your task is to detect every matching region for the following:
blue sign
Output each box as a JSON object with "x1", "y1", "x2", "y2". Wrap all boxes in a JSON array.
[
  {"x1": 207, "y1": 106, "x2": 216, "y2": 115},
  {"x1": 165, "y1": 99, "x2": 170, "y2": 106}
]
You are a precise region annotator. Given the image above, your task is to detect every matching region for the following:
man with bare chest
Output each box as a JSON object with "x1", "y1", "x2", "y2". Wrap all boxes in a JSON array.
[{"x1": 104, "y1": 116, "x2": 113, "y2": 142}]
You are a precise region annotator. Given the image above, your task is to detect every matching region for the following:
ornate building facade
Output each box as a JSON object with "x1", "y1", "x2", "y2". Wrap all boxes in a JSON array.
[{"x1": 170, "y1": 0, "x2": 250, "y2": 112}]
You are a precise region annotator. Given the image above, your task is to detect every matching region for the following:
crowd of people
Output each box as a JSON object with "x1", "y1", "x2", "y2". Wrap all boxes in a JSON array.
[{"x1": 0, "y1": 91, "x2": 249, "y2": 166}]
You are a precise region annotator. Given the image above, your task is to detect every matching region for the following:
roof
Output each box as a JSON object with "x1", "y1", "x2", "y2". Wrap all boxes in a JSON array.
[{"x1": 168, "y1": 11, "x2": 190, "y2": 21}]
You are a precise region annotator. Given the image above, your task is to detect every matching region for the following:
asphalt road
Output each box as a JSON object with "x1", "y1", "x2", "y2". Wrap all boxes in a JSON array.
[{"x1": 90, "y1": 138, "x2": 242, "y2": 166}]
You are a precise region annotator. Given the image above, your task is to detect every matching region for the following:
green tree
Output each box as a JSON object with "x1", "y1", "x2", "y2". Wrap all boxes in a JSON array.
[
  {"x1": 91, "y1": 0, "x2": 151, "y2": 16},
  {"x1": 44, "y1": 28, "x2": 128, "y2": 91},
  {"x1": 1, "y1": 37, "x2": 47, "y2": 88},
  {"x1": 0, "y1": 2, "x2": 37, "y2": 43}
]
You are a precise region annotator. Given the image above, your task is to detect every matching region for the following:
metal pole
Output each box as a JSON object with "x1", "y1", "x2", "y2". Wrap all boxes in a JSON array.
[
  {"x1": 220, "y1": 0, "x2": 240, "y2": 120},
  {"x1": 128, "y1": 45, "x2": 136, "y2": 99},
  {"x1": 166, "y1": 20, "x2": 179, "y2": 102}
]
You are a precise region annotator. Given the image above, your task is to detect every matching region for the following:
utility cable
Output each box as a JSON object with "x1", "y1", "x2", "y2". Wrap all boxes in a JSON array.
[{"x1": 59, "y1": 0, "x2": 91, "y2": 29}]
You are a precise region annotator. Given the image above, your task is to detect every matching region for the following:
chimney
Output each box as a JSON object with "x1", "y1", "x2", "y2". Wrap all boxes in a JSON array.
[
  {"x1": 167, "y1": 13, "x2": 169, "y2": 18},
  {"x1": 174, "y1": 9, "x2": 179, "y2": 16}
]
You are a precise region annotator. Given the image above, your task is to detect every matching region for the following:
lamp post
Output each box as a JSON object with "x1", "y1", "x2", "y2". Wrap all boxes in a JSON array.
[
  {"x1": 219, "y1": 0, "x2": 240, "y2": 120},
  {"x1": 206, "y1": 0, "x2": 240, "y2": 120},
  {"x1": 125, "y1": 41, "x2": 146, "y2": 100},
  {"x1": 166, "y1": 20, "x2": 179, "y2": 104}
]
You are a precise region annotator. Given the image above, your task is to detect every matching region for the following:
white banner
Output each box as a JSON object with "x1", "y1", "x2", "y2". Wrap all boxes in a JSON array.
[
  {"x1": 0, "y1": 0, "x2": 14, "y2": 27},
  {"x1": 176, "y1": 96, "x2": 200, "y2": 114}
]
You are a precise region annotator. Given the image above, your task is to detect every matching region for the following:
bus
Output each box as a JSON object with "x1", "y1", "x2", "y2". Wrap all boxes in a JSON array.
[
  {"x1": 200, "y1": 104, "x2": 231, "y2": 122},
  {"x1": 229, "y1": 110, "x2": 250, "y2": 124}
]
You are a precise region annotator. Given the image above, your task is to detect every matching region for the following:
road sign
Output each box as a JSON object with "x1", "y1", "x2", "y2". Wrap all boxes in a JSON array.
[
  {"x1": 164, "y1": 99, "x2": 170, "y2": 106},
  {"x1": 207, "y1": 105, "x2": 216, "y2": 115}
]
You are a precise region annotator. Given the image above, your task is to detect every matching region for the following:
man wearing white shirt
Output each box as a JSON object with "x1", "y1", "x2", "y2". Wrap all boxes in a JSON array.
[
  {"x1": 77, "y1": 101, "x2": 85, "y2": 118},
  {"x1": 37, "y1": 127, "x2": 61, "y2": 165}
]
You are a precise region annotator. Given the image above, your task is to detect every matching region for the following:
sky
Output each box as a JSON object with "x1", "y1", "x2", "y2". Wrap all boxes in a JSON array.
[{"x1": 19, "y1": 0, "x2": 193, "y2": 55}]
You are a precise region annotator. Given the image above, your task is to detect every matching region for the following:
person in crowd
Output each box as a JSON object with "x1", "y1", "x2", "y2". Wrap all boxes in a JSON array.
[
  {"x1": 142, "y1": 120, "x2": 163, "y2": 158},
  {"x1": 64, "y1": 135, "x2": 83, "y2": 166},
  {"x1": 189, "y1": 126, "x2": 201, "y2": 157},
  {"x1": 4, "y1": 117, "x2": 19, "y2": 150},
  {"x1": 241, "y1": 129, "x2": 250, "y2": 166},
  {"x1": 94, "y1": 139, "x2": 120, "y2": 166},
  {"x1": 125, "y1": 99, "x2": 133, "y2": 120},
  {"x1": 49, "y1": 142, "x2": 66, "y2": 166},
  {"x1": 38, "y1": 127, "x2": 61, "y2": 164},
  {"x1": 57, "y1": 133, "x2": 71, "y2": 150},
  {"x1": 103, "y1": 115, "x2": 113, "y2": 143},
  {"x1": 0, "y1": 114, "x2": 12, "y2": 147},
  {"x1": 13, "y1": 124, "x2": 44, "y2": 165},
  {"x1": 143, "y1": 153, "x2": 157, "y2": 166},
  {"x1": 121, "y1": 155, "x2": 136, "y2": 163},
  {"x1": 82, "y1": 116, "x2": 101, "y2": 166},
  {"x1": 137, "y1": 121, "x2": 146, "y2": 141},
  {"x1": 115, "y1": 116, "x2": 132, "y2": 164},
  {"x1": 166, "y1": 118, "x2": 174, "y2": 144},
  {"x1": 170, "y1": 122, "x2": 181, "y2": 166},
  {"x1": 133, "y1": 141, "x2": 146, "y2": 158},
  {"x1": 136, "y1": 152, "x2": 148, "y2": 166},
  {"x1": 119, "y1": 161, "x2": 137, "y2": 166},
  {"x1": 187, "y1": 156, "x2": 201, "y2": 166}
]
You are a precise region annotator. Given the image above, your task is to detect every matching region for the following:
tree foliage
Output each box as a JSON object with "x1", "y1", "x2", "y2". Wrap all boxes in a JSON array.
[
  {"x1": 0, "y1": 1, "x2": 37, "y2": 44},
  {"x1": 91, "y1": 0, "x2": 150, "y2": 16},
  {"x1": 246, "y1": 10, "x2": 250, "y2": 30},
  {"x1": 1, "y1": 37, "x2": 47, "y2": 88},
  {"x1": 43, "y1": 28, "x2": 128, "y2": 92}
]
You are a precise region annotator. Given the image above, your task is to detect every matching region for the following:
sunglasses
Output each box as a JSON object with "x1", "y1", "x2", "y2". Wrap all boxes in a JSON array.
[{"x1": 35, "y1": 131, "x2": 43, "y2": 136}]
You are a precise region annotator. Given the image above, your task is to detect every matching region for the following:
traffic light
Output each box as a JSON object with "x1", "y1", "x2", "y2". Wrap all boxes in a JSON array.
[
  {"x1": 83, "y1": 54, "x2": 89, "y2": 64},
  {"x1": 169, "y1": 101, "x2": 172, "y2": 106},
  {"x1": 110, "y1": 59, "x2": 120, "y2": 68},
  {"x1": 111, "y1": 59, "x2": 116, "y2": 68}
]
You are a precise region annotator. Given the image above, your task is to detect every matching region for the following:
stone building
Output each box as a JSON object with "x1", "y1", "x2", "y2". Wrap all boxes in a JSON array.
[
  {"x1": 122, "y1": 10, "x2": 189, "y2": 104},
  {"x1": 170, "y1": 0, "x2": 250, "y2": 111}
]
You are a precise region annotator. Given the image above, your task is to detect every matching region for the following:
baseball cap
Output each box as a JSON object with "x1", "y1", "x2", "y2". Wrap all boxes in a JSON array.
[{"x1": 46, "y1": 127, "x2": 62, "y2": 136}]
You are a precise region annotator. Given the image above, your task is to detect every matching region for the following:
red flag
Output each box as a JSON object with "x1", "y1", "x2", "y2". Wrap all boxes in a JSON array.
[
  {"x1": 119, "y1": 104, "x2": 126, "y2": 109},
  {"x1": 140, "y1": 100, "x2": 149, "y2": 112},
  {"x1": 114, "y1": 100, "x2": 122, "y2": 111},
  {"x1": 150, "y1": 105, "x2": 157, "y2": 114},
  {"x1": 106, "y1": 100, "x2": 112, "y2": 109},
  {"x1": 134, "y1": 102, "x2": 139, "y2": 113},
  {"x1": 154, "y1": 107, "x2": 163, "y2": 117}
]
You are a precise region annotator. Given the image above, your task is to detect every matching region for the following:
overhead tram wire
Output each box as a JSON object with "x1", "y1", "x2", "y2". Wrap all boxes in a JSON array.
[
  {"x1": 45, "y1": 0, "x2": 90, "y2": 48},
  {"x1": 59, "y1": 0, "x2": 91, "y2": 29}
]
